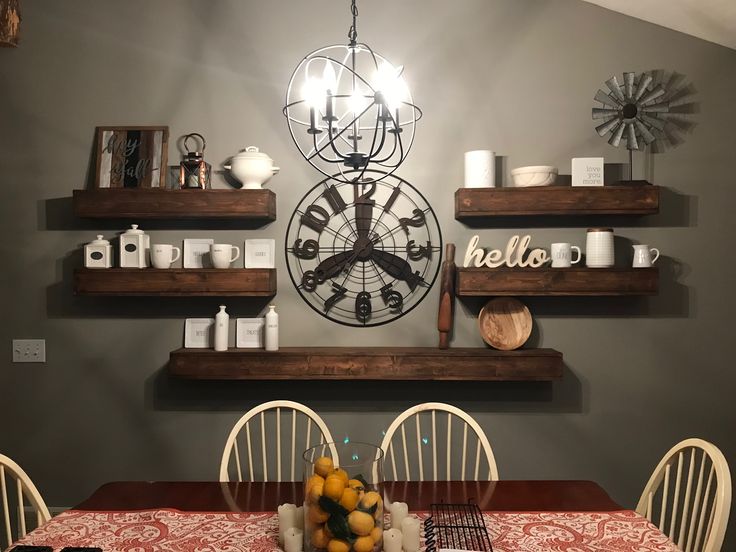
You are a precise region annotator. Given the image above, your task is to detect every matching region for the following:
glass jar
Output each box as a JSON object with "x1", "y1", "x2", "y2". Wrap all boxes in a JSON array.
[{"x1": 303, "y1": 442, "x2": 384, "y2": 552}]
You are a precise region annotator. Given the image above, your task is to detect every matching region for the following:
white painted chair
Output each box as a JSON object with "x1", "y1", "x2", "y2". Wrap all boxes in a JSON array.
[
  {"x1": 0, "y1": 453, "x2": 51, "y2": 550},
  {"x1": 636, "y1": 438, "x2": 731, "y2": 552},
  {"x1": 219, "y1": 400, "x2": 336, "y2": 482},
  {"x1": 380, "y1": 402, "x2": 499, "y2": 481}
]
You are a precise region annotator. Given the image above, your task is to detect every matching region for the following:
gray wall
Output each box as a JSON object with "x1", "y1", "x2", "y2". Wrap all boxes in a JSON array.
[{"x1": 2, "y1": 0, "x2": 735, "y2": 544}]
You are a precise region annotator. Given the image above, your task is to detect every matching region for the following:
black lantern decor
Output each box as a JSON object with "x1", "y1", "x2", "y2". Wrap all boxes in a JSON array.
[{"x1": 179, "y1": 133, "x2": 211, "y2": 189}]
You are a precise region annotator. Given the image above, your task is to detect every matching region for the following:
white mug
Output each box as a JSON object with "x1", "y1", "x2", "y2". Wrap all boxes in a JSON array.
[
  {"x1": 586, "y1": 228, "x2": 614, "y2": 268},
  {"x1": 210, "y1": 244, "x2": 241, "y2": 269},
  {"x1": 151, "y1": 244, "x2": 181, "y2": 269},
  {"x1": 632, "y1": 244, "x2": 660, "y2": 268},
  {"x1": 550, "y1": 243, "x2": 581, "y2": 268}
]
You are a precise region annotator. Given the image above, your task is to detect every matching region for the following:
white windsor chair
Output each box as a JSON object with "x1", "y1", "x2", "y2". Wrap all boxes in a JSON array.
[{"x1": 0, "y1": 453, "x2": 51, "y2": 550}]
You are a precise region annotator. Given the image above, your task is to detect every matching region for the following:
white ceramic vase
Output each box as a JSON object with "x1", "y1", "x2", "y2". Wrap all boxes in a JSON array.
[{"x1": 215, "y1": 305, "x2": 229, "y2": 351}]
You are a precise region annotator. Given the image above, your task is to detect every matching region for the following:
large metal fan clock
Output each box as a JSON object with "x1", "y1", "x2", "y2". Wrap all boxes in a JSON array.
[{"x1": 285, "y1": 170, "x2": 442, "y2": 327}]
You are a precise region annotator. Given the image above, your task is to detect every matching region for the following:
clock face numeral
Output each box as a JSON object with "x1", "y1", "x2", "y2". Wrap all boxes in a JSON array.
[
  {"x1": 355, "y1": 291, "x2": 372, "y2": 322},
  {"x1": 286, "y1": 171, "x2": 442, "y2": 327},
  {"x1": 399, "y1": 208, "x2": 426, "y2": 234},
  {"x1": 406, "y1": 240, "x2": 432, "y2": 261},
  {"x1": 293, "y1": 238, "x2": 319, "y2": 259}
]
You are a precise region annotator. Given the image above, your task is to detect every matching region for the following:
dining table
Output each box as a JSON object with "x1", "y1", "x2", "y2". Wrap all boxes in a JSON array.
[{"x1": 12, "y1": 480, "x2": 680, "y2": 552}]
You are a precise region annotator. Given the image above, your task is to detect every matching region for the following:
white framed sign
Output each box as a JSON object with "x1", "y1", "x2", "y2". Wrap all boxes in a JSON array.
[
  {"x1": 244, "y1": 239, "x2": 276, "y2": 269},
  {"x1": 184, "y1": 318, "x2": 214, "y2": 348},
  {"x1": 183, "y1": 238, "x2": 214, "y2": 268},
  {"x1": 236, "y1": 318, "x2": 264, "y2": 348}
]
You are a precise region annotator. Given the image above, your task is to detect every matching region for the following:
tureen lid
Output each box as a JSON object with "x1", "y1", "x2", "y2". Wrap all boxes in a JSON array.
[
  {"x1": 89, "y1": 234, "x2": 110, "y2": 246},
  {"x1": 122, "y1": 224, "x2": 145, "y2": 235},
  {"x1": 232, "y1": 146, "x2": 272, "y2": 161}
]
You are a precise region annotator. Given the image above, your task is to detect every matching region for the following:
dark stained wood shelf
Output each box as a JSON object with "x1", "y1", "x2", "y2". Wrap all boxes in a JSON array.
[
  {"x1": 168, "y1": 347, "x2": 563, "y2": 381},
  {"x1": 74, "y1": 268, "x2": 276, "y2": 296},
  {"x1": 73, "y1": 188, "x2": 276, "y2": 220},
  {"x1": 456, "y1": 267, "x2": 658, "y2": 296},
  {"x1": 455, "y1": 185, "x2": 659, "y2": 219}
]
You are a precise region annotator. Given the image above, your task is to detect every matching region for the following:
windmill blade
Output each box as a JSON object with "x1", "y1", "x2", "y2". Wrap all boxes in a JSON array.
[
  {"x1": 624, "y1": 72, "x2": 635, "y2": 101},
  {"x1": 634, "y1": 119, "x2": 657, "y2": 145},
  {"x1": 592, "y1": 108, "x2": 620, "y2": 120},
  {"x1": 633, "y1": 73, "x2": 653, "y2": 102},
  {"x1": 638, "y1": 86, "x2": 666, "y2": 105},
  {"x1": 640, "y1": 102, "x2": 670, "y2": 113},
  {"x1": 640, "y1": 113, "x2": 667, "y2": 131},
  {"x1": 626, "y1": 123, "x2": 639, "y2": 150},
  {"x1": 608, "y1": 121, "x2": 625, "y2": 146},
  {"x1": 605, "y1": 76, "x2": 626, "y2": 103},
  {"x1": 595, "y1": 89, "x2": 623, "y2": 108},
  {"x1": 596, "y1": 117, "x2": 621, "y2": 136}
]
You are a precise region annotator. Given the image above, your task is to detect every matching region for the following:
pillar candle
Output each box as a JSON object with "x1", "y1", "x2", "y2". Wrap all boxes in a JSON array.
[
  {"x1": 383, "y1": 528, "x2": 403, "y2": 552},
  {"x1": 284, "y1": 527, "x2": 303, "y2": 552},
  {"x1": 401, "y1": 516, "x2": 421, "y2": 552},
  {"x1": 278, "y1": 503, "x2": 297, "y2": 546},
  {"x1": 389, "y1": 501, "x2": 408, "y2": 529},
  {"x1": 294, "y1": 505, "x2": 304, "y2": 531},
  {"x1": 464, "y1": 150, "x2": 496, "y2": 188}
]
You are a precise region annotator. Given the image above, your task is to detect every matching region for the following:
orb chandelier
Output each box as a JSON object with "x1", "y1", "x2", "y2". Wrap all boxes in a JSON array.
[{"x1": 283, "y1": 0, "x2": 422, "y2": 184}]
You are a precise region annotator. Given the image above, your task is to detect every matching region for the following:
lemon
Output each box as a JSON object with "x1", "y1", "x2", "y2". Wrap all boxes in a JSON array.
[
  {"x1": 353, "y1": 535, "x2": 375, "y2": 552},
  {"x1": 348, "y1": 510, "x2": 375, "y2": 536},
  {"x1": 370, "y1": 526, "x2": 383, "y2": 543},
  {"x1": 360, "y1": 491, "x2": 383, "y2": 518},
  {"x1": 323, "y1": 474, "x2": 346, "y2": 501},
  {"x1": 348, "y1": 478, "x2": 365, "y2": 491},
  {"x1": 308, "y1": 504, "x2": 330, "y2": 524},
  {"x1": 314, "y1": 456, "x2": 334, "y2": 478},
  {"x1": 333, "y1": 468, "x2": 349, "y2": 485},
  {"x1": 306, "y1": 474, "x2": 325, "y2": 495},
  {"x1": 308, "y1": 481, "x2": 324, "y2": 504},
  {"x1": 338, "y1": 487, "x2": 360, "y2": 512},
  {"x1": 327, "y1": 539, "x2": 350, "y2": 552},
  {"x1": 311, "y1": 525, "x2": 330, "y2": 548}
]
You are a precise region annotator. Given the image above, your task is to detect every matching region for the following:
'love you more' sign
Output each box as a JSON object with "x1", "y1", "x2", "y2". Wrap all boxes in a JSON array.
[{"x1": 464, "y1": 235, "x2": 550, "y2": 268}]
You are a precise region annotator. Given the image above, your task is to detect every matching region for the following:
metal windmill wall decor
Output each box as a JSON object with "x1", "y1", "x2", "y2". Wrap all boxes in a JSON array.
[{"x1": 592, "y1": 72, "x2": 671, "y2": 180}]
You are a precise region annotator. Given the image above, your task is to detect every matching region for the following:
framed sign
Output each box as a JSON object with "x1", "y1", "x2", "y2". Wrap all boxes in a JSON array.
[{"x1": 94, "y1": 126, "x2": 169, "y2": 188}]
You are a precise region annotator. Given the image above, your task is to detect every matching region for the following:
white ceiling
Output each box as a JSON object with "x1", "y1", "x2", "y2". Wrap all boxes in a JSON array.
[{"x1": 581, "y1": 0, "x2": 736, "y2": 50}]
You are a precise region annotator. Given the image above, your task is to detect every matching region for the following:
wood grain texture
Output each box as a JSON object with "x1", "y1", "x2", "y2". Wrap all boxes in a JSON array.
[
  {"x1": 456, "y1": 267, "x2": 658, "y2": 296},
  {"x1": 455, "y1": 185, "x2": 659, "y2": 218},
  {"x1": 73, "y1": 189, "x2": 277, "y2": 220},
  {"x1": 167, "y1": 347, "x2": 563, "y2": 381},
  {"x1": 437, "y1": 243, "x2": 456, "y2": 349},
  {"x1": 478, "y1": 298, "x2": 532, "y2": 350},
  {"x1": 74, "y1": 268, "x2": 276, "y2": 296}
]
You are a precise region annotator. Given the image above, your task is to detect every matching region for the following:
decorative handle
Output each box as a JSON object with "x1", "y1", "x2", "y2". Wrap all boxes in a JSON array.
[
  {"x1": 571, "y1": 246, "x2": 582, "y2": 265},
  {"x1": 245, "y1": 146, "x2": 259, "y2": 152},
  {"x1": 272, "y1": 166, "x2": 280, "y2": 175},
  {"x1": 649, "y1": 247, "x2": 660, "y2": 264},
  {"x1": 223, "y1": 164, "x2": 231, "y2": 170},
  {"x1": 184, "y1": 133, "x2": 206, "y2": 153},
  {"x1": 171, "y1": 247, "x2": 181, "y2": 264},
  {"x1": 230, "y1": 246, "x2": 241, "y2": 263}
]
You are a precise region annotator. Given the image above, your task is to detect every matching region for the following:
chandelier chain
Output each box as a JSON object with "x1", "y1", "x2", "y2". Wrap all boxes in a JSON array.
[{"x1": 348, "y1": 0, "x2": 358, "y2": 46}]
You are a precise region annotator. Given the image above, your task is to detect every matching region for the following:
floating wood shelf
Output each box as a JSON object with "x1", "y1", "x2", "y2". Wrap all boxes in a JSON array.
[
  {"x1": 74, "y1": 268, "x2": 276, "y2": 296},
  {"x1": 168, "y1": 347, "x2": 563, "y2": 381},
  {"x1": 456, "y1": 267, "x2": 658, "y2": 296},
  {"x1": 73, "y1": 188, "x2": 276, "y2": 220},
  {"x1": 455, "y1": 185, "x2": 659, "y2": 219}
]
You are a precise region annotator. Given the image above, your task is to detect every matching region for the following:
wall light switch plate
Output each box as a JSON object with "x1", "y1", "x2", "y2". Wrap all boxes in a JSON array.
[{"x1": 12, "y1": 339, "x2": 46, "y2": 363}]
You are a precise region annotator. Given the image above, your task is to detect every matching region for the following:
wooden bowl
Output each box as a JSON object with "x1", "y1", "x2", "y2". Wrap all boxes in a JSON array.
[{"x1": 478, "y1": 298, "x2": 532, "y2": 350}]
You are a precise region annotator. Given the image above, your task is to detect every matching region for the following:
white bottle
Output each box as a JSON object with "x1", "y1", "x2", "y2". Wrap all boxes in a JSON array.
[
  {"x1": 265, "y1": 305, "x2": 279, "y2": 351},
  {"x1": 215, "y1": 305, "x2": 229, "y2": 351}
]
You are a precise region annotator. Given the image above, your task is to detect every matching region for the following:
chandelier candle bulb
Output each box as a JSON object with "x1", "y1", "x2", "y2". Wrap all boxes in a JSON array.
[
  {"x1": 383, "y1": 528, "x2": 403, "y2": 552},
  {"x1": 389, "y1": 501, "x2": 408, "y2": 529},
  {"x1": 401, "y1": 517, "x2": 421, "y2": 552}
]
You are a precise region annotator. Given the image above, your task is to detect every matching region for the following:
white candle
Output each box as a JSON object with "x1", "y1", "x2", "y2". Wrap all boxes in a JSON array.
[
  {"x1": 278, "y1": 503, "x2": 297, "y2": 546},
  {"x1": 294, "y1": 505, "x2": 304, "y2": 531},
  {"x1": 284, "y1": 527, "x2": 303, "y2": 552},
  {"x1": 389, "y1": 501, "x2": 408, "y2": 529},
  {"x1": 464, "y1": 150, "x2": 495, "y2": 188},
  {"x1": 384, "y1": 528, "x2": 403, "y2": 552},
  {"x1": 401, "y1": 516, "x2": 421, "y2": 552}
]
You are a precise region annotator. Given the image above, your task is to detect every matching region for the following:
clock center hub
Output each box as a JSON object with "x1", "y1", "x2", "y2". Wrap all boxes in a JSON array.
[{"x1": 353, "y1": 236, "x2": 375, "y2": 261}]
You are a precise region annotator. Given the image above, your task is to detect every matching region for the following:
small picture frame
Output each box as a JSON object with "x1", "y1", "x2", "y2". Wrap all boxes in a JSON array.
[
  {"x1": 94, "y1": 126, "x2": 169, "y2": 188},
  {"x1": 572, "y1": 157, "x2": 604, "y2": 187},
  {"x1": 184, "y1": 318, "x2": 214, "y2": 348},
  {"x1": 236, "y1": 318, "x2": 264, "y2": 348},
  {"x1": 244, "y1": 239, "x2": 276, "y2": 269},
  {"x1": 183, "y1": 238, "x2": 214, "y2": 268}
]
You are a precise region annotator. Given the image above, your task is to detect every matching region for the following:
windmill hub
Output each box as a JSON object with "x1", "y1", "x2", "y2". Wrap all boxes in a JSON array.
[{"x1": 623, "y1": 103, "x2": 638, "y2": 119}]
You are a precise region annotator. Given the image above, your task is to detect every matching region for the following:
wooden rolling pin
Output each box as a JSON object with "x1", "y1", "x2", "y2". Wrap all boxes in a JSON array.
[{"x1": 437, "y1": 243, "x2": 456, "y2": 349}]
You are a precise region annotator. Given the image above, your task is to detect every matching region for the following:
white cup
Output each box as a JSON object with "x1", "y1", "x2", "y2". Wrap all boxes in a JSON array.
[
  {"x1": 464, "y1": 150, "x2": 495, "y2": 188},
  {"x1": 211, "y1": 244, "x2": 241, "y2": 269},
  {"x1": 550, "y1": 243, "x2": 581, "y2": 268},
  {"x1": 151, "y1": 244, "x2": 181, "y2": 269},
  {"x1": 632, "y1": 244, "x2": 660, "y2": 268},
  {"x1": 586, "y1": 228, "x2": 615, "y2": 268}
]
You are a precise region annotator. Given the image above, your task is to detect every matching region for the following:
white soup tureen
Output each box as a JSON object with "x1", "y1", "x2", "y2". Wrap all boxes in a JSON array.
[{"x1": 224, "y1": 146, "x2": 280, "y2": 189}]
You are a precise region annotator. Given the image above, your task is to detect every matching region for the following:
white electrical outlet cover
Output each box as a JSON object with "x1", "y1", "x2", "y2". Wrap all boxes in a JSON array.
[{"x1": 12, "y1": 339, "x2": 46, "y2": 363}]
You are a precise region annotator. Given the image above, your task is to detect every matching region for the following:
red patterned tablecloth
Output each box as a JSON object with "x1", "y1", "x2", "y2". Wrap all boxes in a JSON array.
[{"x1": 12, "y1": 509, "x2": 678, "y2": 552}]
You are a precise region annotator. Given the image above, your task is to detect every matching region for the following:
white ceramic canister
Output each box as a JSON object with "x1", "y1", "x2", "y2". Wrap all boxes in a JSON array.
[
  {"x1": 265, "y1": 305, "x2": 279, "y2": 351},
  {"x1": 214, "y1": 305, "x2": 229, "y2": 352},
  {"x1": 84, "y1": 235, "x2": 113, "y2": 269},
  {"x1": 585, "y1": 228, "x2": 614, "y2": 268},
  {"x1": 119, "y1": 224, "x2": 150, "y2": 268},
  {"x1": 464, "y1": 150, "x2": 495, "y2": 188}
]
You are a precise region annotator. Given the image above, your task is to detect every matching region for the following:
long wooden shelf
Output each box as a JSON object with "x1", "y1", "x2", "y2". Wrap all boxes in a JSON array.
[
  {"x1": 74, "y1": 268, "x2": 276, "y2": 296},
  {"x1": 168, "y1": 347, "x2": 563, "y2": 381},
  {"x1": 455, "y1": 185, "x2": 659, "y2": 219},
  {"x1": 73, "y1": 188, "x2": 276, "y2": 220},
  {"x1": 456, "y1": 267, "x2": 658, "y2": 296}
]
